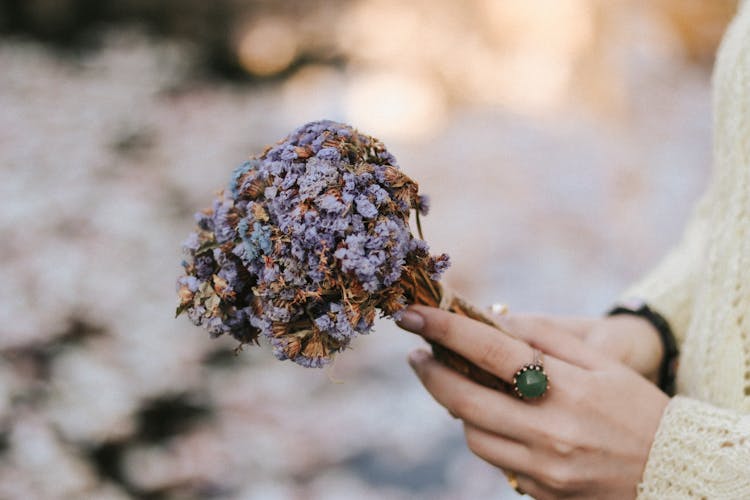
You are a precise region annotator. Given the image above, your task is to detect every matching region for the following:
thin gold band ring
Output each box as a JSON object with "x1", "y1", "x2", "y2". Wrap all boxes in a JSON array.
[{"x1": 505, "y1": 471, "x2": 525, "y2": 495}]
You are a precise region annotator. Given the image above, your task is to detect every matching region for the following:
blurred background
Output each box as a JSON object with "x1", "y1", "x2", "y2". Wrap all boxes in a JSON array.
[{"x1": 0, "y1": 0, "x2": 738, "y2": 498}]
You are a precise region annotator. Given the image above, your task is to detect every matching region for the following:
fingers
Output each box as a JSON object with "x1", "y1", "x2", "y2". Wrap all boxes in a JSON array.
[
  {"x1": 464, "y1": 424, "x2": 557, "y2": 499},
  {"x1": 399, "y1": 305, "x2": 576, "y2": 383},
  {"x1": 493, "y1": 312, "x2": 597, "y2": 340},
  {"x1": 463, "y1": 423, "x2": 534, "y2": 477},
  {"x1": 492, "y1": 313, "x2": 608, "y2": 370},
  {"x1": 408, "y1": 349, "x2": 542, "y2": 443}
]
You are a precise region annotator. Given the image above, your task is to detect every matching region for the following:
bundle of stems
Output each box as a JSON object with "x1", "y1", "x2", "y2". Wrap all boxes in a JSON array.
[{"x1": 402, "y1": 219, "x2": 510, "y2": 392}]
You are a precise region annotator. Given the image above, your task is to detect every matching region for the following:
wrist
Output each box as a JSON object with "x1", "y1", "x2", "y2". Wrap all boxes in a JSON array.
[
  {"x1": 602, "y1": 314, "x2": 663, "y2": 383},
  {"x1": 607, "y1": 300, "x2": 679, "y2": 396}
]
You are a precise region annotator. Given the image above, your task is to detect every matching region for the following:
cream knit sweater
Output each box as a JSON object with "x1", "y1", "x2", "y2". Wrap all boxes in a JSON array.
[{"x1": 623, "y1": 3, "x2": 750, "y2": 498}]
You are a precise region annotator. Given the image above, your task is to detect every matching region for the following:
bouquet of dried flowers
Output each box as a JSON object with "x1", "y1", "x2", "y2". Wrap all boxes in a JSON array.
[{"x1": 177, "y1": 120, "x2": 508, "y2": 391}]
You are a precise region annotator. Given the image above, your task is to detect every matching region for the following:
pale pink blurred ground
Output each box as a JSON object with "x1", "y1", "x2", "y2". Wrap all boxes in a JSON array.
[{"x1": 0, "y1": 3, "x2": 717, "y2": 498}]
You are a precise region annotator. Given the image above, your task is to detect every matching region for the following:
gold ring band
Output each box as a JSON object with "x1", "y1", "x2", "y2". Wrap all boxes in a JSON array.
[
  {"x1": 505, "y1": 471, "x2": 525, "y2": 495},
  {"x1": 506, "y1": 470, "x2": 519, "y2": 489}
]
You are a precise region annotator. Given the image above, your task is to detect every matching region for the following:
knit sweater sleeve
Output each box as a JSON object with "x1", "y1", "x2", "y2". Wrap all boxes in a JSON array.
[
  {"x1": 619, "y1": 188, "x2": 712, "y2": 346},
  {"x1": 637, "y1": 396, "x2": 750, "y2": 498},
  {"x1": 632, "y1": 4, "x2": 750, "y2": 498}
]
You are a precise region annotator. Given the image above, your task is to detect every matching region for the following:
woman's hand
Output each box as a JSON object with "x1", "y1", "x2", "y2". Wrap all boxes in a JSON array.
[
  {"x1": 490, "y1": 312, "x2": 664, "y2": 383},
  {"x1": 398, "y1": 305, "x2": 670, "y2": 500}
]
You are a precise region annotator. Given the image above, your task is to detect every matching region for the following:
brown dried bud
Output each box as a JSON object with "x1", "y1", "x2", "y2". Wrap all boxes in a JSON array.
[
  {"x1": 178, "y1": 283, "x2": 194, "y2": 303},
  {"x1": 394, "y1": 185, "x2": 419, "y2": 208},
  {"x1": 251, "y1": 203, "x2": 269, "y2": 222},
  {"x1": 379, "y1": 287, "x2": 405, "y2": 316},
  {"x1": 382, "y1": 165, "x2": 413, "y2": 188},
  {"x1": 346, "y1": 281, "x2": 369, "y2": 304},
  {"x1": 271, "y1": 322, "x2": 289, "y2": 338},
  {"x1": 348, "y1": 304, "x2": 362, "y2": 326},
  {"x1": 176, "y1": 285, "x2": 194, "y2": 318},
  {"x1": 297, "y1": 198, "x2": 316, "y2": 215},
  {"x1": 212, "y1": 274, "x2": 234, "y2": 300},
  {"x1": 301, "y1": 334, "x2": 327, "y2": 360},
  {"x1": 245, "y1": 178, "x2": 267, "y2": 199},
  {"x1": 355, "y1": 163, "x2": 375, "y2": 176},
  {"x1": 284, "y1": 336, "x2": 302, "y2": 359},
  {"x1": 294, "y1": 146, "x2": 313, "y2": 159},
  {"x1": 250, "y1": 298, "x2": 263, "y2": 317},
  {"x1": 362, "y1": 306, "x2": 376, "y2": 326}
]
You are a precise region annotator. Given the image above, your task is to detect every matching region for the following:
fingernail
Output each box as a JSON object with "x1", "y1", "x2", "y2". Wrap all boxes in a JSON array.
[
  {"x1": 398, "y1": 308, "x2": 424, "y2": 333},
  {"x1": 408, "y1": 349, "x2": 429, "y2": 368}
]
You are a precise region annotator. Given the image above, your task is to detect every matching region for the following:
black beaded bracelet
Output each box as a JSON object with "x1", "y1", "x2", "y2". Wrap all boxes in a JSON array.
[{"x1": 607, "y1": 300, "x2": 679, "y2": 397}]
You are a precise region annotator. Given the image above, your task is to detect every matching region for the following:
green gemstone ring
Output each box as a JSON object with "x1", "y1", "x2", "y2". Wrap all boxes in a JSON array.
[{"x1": 513, "y1": 349, "x2": 550, "y2": 400}]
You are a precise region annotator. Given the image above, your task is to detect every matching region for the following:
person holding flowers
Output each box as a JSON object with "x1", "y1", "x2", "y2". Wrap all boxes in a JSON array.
[
  {"x1": 178, "y1": 4, "x2": 750, "y2": 498},
  {"x1": 398, "y1": 3, "x2": 750, "y2": 498}
]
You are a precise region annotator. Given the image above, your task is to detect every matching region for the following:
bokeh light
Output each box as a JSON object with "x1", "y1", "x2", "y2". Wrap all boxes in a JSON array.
[
  {"x1": 235, "y1": 17, "x2": 298, "y2": 77},
  {"x1": 344, "y1": 70, "x2": 447, "y2": 140}
]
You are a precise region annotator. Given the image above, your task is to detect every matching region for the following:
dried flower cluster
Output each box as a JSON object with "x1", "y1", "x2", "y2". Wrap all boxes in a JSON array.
[{"x1": 177, "y1": 120, "x2": 450, "y2": 368}]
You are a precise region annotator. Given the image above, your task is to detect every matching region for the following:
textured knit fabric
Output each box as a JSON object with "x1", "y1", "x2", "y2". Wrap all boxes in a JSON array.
[{"x1": 622, "y1": 3, "x2": 750, "y2": 498}]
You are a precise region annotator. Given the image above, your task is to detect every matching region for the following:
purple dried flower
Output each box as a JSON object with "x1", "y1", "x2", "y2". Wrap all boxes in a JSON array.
[
  {"x1": 177, "y1": 120, "x2": 450, "y2": 368},
  {"x1": 354, "y1": 194, "x2": 378, "y2": 219},
  {"x1": 182, "y1": 233, "x2": 200, "y2": 252},
  {"x1": 428, "y1": 253, "x2": 451, "y2": 280},
  {"x1": 417, "y1": 195, "x2": 430, "y2": 215}
]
